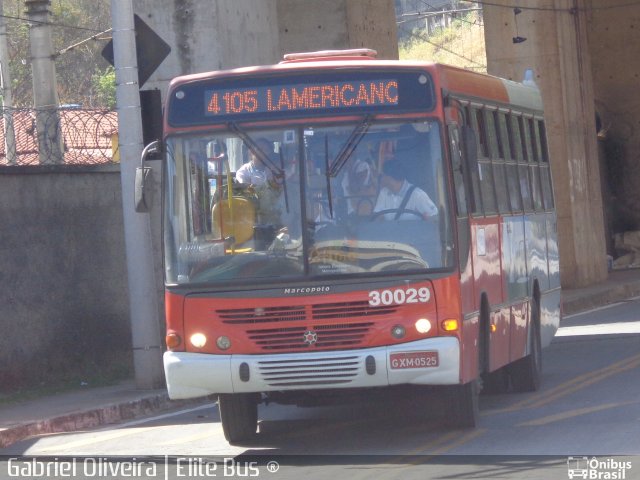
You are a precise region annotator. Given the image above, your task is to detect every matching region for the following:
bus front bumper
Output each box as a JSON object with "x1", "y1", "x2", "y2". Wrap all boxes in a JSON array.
[{"x1": 163, "y1": 336, "x2": 460, "y2": 399}]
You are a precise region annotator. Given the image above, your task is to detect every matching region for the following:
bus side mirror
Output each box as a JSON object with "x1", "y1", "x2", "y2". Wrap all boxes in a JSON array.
[
  {"x1": 135, "y1": 141, "x2": 160, "y2": 213},
  {"x1": 460, "y1": 125, "x2": 478, "y2": 171}
]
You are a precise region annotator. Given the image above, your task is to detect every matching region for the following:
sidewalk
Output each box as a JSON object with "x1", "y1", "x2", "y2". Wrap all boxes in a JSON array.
[
  {"x1": 2, "y1": 268, "x2": 640, "y2": 449},
  {"x1": 0, "y1": 380, "x2": 207, "y2": 449}
]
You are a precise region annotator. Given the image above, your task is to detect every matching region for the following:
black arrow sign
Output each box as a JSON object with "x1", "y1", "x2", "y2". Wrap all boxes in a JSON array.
[{"x1": 102, "y1": 14, "x2": 171, "y2": 88}]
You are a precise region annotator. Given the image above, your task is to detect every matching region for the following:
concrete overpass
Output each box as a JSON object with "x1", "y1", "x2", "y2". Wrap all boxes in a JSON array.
[{"x1": 134, "y1": 0, "x2": 638, "y2": 289}]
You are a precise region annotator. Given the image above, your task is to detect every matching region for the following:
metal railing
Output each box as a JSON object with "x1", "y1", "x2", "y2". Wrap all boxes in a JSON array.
[{"x1": 0, "y1": 107, "x2": 119, "y2": 166}]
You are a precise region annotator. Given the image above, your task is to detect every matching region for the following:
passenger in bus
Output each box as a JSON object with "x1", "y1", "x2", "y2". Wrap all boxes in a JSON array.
[
  {"x1": 341, "y1": 157, "x2": 376, "y2": 216},
  {"x1": 235, "y1": 138, "x2": 277, "y2": 187},
  {"x1": 373, "y1": 159, "x2": 438, "y2": 220}
]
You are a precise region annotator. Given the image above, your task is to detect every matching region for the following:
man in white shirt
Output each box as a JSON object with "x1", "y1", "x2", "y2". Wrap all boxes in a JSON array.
[
  {"x1": 235, "y1": 139, "x2": 275, "y2": 186},
  {"x1": 373, "y1": 159, "x2": 438, "y2": 220}
]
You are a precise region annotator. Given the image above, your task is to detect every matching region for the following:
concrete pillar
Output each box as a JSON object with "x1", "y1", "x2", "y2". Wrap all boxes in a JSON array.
[
  {"x1": 0, "y1": 0, "x2": 17, "y2": 165},
  {"x1": 111, "y1": 0, "x2": 164, "y2": 389},
  {"x1": 483, "y1": 0, "x2": 607, "y2": 288},
  {"x1": 277, "y1": 0, "x2": 398, "y2": 60},
  {"x1": 25, "y1": 0, "x2": 64, "y2": 165}
]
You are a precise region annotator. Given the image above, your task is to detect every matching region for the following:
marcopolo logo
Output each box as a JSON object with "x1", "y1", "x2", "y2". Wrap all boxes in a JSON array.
[{"x1": 567, "y1": 456, "x2": 632, "y2": 479}]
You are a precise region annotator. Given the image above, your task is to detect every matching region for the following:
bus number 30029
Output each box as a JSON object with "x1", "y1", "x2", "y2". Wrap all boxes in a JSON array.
[{"x1": 368, "y1": 287, "x2": 431, "y2": 307}]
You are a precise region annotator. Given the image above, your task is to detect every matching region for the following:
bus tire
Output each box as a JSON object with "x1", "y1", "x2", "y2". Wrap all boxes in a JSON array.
[
  {"x1": 509, "y1": 299, "x2": 542, "y2": 392},
  {"x1": 445, "y1": 380, "x2": 479, "y2": 428},
  {"x1": 482, "y1": 367, "x2": 510, "y2": 394},
  {"x1": 218, "y1": 393, "x2": 259, "y2": 443}
]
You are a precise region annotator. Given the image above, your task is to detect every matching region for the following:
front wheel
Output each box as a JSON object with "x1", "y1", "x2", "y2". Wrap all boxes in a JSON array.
[
  {"x1": 218, "y1": 393, "x2": 259, "y2": 443},
  {"x1": 445, "y1": 380, "x2": 480, "y2": 428}
]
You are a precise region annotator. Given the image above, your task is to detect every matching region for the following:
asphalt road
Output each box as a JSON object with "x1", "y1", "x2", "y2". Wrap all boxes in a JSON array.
[{"x1": 2, "y1": 298, "x2": 640, "y2": 479}]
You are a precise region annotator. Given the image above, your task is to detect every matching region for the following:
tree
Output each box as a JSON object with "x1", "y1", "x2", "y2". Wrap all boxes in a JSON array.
[{"x1": 4, "y1": 0, "x2": 113, "y2": 108}]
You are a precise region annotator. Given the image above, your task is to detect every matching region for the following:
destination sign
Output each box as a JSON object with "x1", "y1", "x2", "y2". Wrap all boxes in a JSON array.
[
  {"x1": 168, "y1": 70, "x2": 434, "y2": 127},
  {"x1": 204, "y1": 80, "x2": 398, "y2": 117}
]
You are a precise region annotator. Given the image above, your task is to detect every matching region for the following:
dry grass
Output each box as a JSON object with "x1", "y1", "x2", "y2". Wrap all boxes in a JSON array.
[{"x1": 399, "y1": 11, "x2": 487, "y2": 72}]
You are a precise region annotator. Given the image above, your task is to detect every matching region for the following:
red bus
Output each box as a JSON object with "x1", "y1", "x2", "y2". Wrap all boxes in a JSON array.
[{"x1": 146, "y1": 49, "x2": 561, "y2": 442}]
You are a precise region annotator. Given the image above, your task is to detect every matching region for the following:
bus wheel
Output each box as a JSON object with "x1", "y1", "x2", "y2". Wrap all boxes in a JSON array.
[
  {"x1": 482, "y1": 367, "x2": 510, "y2": 394},
  {"x1": 509, "y1": 304, "x2": 542, "y2": 392},
  {"x1": 218, "y1": 393, "x2": 259, "y2": 443},
  {"x1": 445, "y1": 380, "x2": 479, "y2": 428}
]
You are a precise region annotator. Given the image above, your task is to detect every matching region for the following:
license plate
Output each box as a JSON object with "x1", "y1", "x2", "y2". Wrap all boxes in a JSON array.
[{"x1": 389, "y1": 351, "x2": 439, "y2": 369}]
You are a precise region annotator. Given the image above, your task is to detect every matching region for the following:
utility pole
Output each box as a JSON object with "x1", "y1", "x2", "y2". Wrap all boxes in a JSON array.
[
  {"x1": 25, "y1": 0, "x2": 64, "y2": 164},
  {"x1": 0, "y1": 0, "x2": 17, "y2": 165},
  {"x1": 110, "y1": 0, "x2": 164, "y2": 389}
]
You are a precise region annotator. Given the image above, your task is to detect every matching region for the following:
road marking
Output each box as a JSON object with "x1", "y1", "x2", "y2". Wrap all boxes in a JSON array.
[
  {"x1": 426, "y1": 428, "x2": 486, "y2": 455},
  {"x1": 556, "y1": 321, "x2": 640, "y2": 336},
  {"x1": 404, "y1": 430, "x2": 461, "y2": 455},
  {"x1": 484, "y1": 352, "x2": 640, "y2": 415},
  {"x1": 517, "y1": 401, "x2": 637, "y2": 427},
  {"x1": 110, "y1": 402, "x2": 217, "y2": 429},
  {"x1": 389, "y1": 428, "x2": 487, "y2": 471}
]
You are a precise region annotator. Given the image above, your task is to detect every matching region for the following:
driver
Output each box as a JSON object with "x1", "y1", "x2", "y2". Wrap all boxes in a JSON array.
[{"x1": 373, "y1": 159, "x2": 438, "y2": 220}]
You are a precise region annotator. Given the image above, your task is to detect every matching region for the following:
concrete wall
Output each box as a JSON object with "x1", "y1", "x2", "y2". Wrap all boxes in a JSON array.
[
  {"x1": 0, "y1": 166, "x2": 131, "y2": 390},
  {"x1": 277, "y1": 0, "x2": 398, "y2": 59},
  {"x1": 483, "y1": 0, "x2": 608, "y2": 288},
  {"x1": 137, "y1": 0, "x2": 397, "y2": 102},
  {"x1": 135, "y1": 0, "x2": 280, "y2": 101}
]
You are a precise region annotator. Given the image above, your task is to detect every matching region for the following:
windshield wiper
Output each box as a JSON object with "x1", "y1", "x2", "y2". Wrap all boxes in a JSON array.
[
  {"x1": 328, "y1": 114, "x2": 372, "y2": 177},
  {"x1": 278, "y1": 148, "x2": 290, "y2": 213},
  {"x1": 228, "y1": 122, "x2": 284, "y2": 179},
  {"x1": 321, "y1": 115, "x2": 373, "y2": 219}
]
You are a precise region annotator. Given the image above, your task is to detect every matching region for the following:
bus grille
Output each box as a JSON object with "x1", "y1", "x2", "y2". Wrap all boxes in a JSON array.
[
  {"x1": 247, "y1": 322, "x2": 374, "y2": 351},
  {"x1": 217, "y1": 300, "x2": 398, "y2": 351},
  {"x1": 218, "y1": 300, "x2": 396, "y2": 325},
  {"x1": 218, "y1": 305, "x2": 306, "y2": 325},
  {"x1": 257, "y1": 356, "x2": 360, "y2": 387}
]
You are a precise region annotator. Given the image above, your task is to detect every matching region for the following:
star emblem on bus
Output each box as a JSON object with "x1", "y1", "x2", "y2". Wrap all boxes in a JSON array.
[{"x1": 303, "y1": 330, "x2": 318, "y2": 345}]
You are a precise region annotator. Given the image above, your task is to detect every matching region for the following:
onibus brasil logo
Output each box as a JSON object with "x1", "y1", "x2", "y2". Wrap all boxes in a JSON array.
[{"x1": 567, "y1": 457, "x2": 632, "y2": 479}]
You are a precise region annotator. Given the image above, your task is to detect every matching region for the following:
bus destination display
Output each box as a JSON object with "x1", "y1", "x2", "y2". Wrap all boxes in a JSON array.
[
  {"x1": 168, "y1": 70, "x2": 435, "y2": 126},
  {"x1": 204, "y1": 79, "x2": 398, "y2": 117}
]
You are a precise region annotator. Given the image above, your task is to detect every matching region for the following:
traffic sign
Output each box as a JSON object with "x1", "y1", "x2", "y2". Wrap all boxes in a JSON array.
[{"x1": 102, "y1": 14, "x2": 171, "y2": 88}]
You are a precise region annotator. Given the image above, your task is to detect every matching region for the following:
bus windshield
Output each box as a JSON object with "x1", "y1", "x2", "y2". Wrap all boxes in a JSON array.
[{"x1": 164, "y1": 119, "x2": 453, "y2": 285}]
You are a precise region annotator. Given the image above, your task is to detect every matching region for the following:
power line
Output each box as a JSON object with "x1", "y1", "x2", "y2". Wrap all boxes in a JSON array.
[
  {"x1": 0, "y1": 13, "x2": 105, "y2": 33},
  {"x1": 56, "y1": 27, "x2": 112, "y2": 57},
  {"x1": 467, "y1": 0, "x2": 640, "y2": 13}
]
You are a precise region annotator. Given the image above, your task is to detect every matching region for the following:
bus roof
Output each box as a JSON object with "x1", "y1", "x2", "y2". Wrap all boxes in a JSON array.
[{"x1": 168, "y1": 52, "x2": 543, "y2": 116}]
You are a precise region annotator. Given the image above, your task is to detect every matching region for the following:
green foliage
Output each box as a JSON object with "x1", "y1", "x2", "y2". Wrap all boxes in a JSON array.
[
  {"x1": 3, "y1": 0, "x2": 112, "y2": 108},
  {"x1": 92, "y1": 66, "x2": 116, "y2": 109}
]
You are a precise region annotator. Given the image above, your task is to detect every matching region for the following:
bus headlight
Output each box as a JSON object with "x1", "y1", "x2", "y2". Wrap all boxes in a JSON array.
[
  {"x1": 415, "y1": 318, "x2": 432, "y2": 334},
  {"x1": 190, "y1": 333, "x2": 207, "y2": 348},
  {"x1": 216, "y1": 336, "x2": 232, "y2": 350}
]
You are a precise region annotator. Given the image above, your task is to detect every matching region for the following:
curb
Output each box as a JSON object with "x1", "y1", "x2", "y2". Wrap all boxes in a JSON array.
[
  {"x1": 562, "y1": 279, "x2": 640, "y2": 316},
  {"x1": 0, "y1": 393, "x2": 206, "y2": 449}
]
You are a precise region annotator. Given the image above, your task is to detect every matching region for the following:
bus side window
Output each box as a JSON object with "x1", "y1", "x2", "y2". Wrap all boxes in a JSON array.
[
  {"x1": 490, "y1": 110, "x2": 510, "y2": 214},
  {"x1": 537, "y1": 119, "x2": 555, "y2": 209},
  {"x1": 448, "y1": 125, "x2": 467, "y2": 217},
  {"x1": 465, "y1": 108, "x2": 484, "y2": 216},
  {"x1": 478, "y1": 109, "x2": 497, "y2": 215}
]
